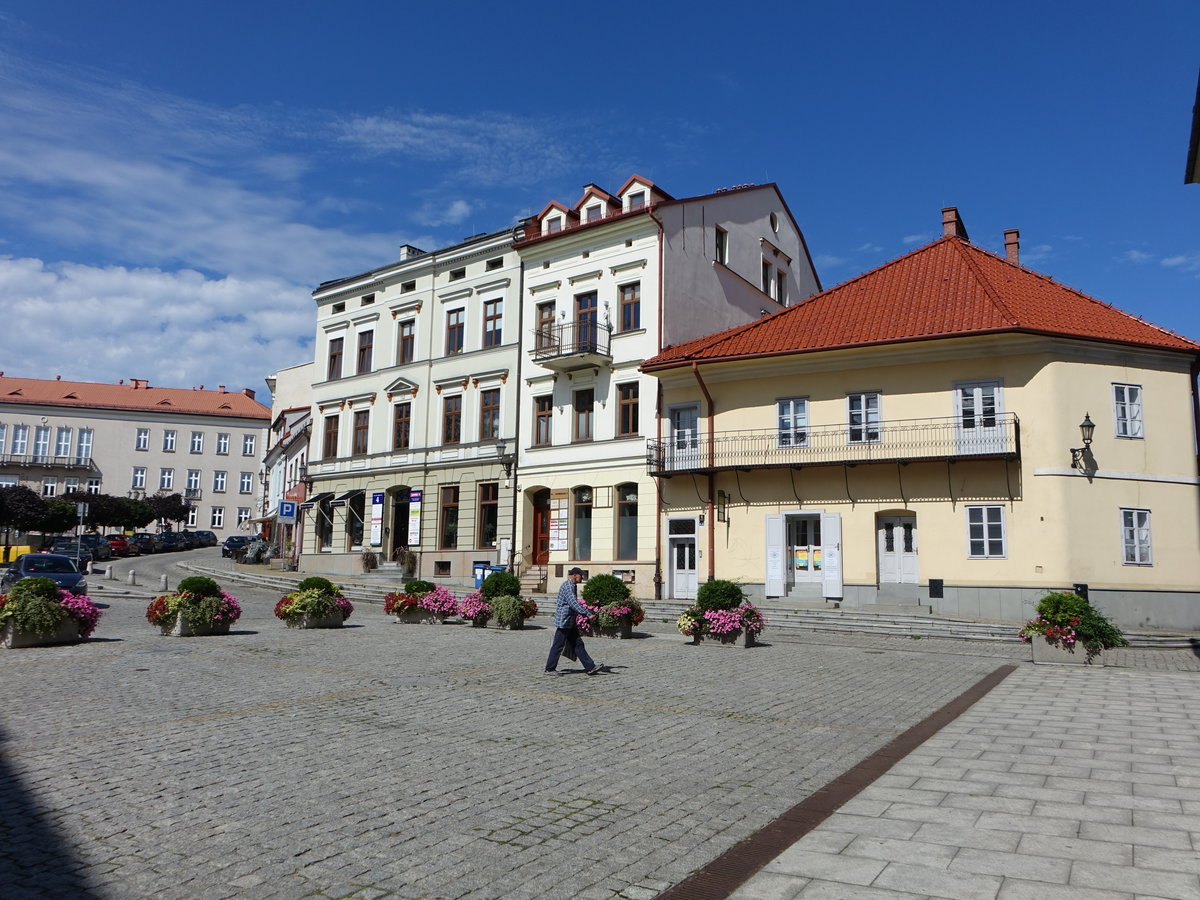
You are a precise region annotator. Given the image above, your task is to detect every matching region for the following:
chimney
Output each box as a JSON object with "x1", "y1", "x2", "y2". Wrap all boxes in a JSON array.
[
  {"x1": 218, "y1": 385, "x2": 226, "y2": 393},
  {"x1": 941, "y1": 206, "x2": 969, "y2": 241},
  {"x1": 1004, "y1": 229, "x2": 1020, "y2": 264},
  {"x1": 242, "y1": 388, "x2": 256, "y2": 400},
  {"x1": 398, "y1": 244, "x2": 425, "y2": 261},
  {"x1": 130, "y1": 378, "x2": 147, "y2": 390}
]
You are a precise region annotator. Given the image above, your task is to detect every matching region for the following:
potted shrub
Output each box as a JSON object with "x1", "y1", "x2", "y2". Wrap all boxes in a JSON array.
[
  {"x1": 459, "y1": 591, "x2": 492, "y2": 628},
  {"x1": 274, "y1": 577, "x2": 353, "y2": 629},
  {"x1": 145, "y1": 575, "x2": 242, "y2": 636},
  {"x1": 392, "y1": 547, "x2": 418, "y2": 578},
  {"x1": 491, "y1": 594, "x2": 527, "y2": 630},
  {"x1": 677, "y1": 580, "x2": 765, "y2": 647},
  {"x1": 383, "y1": 584, "x2": 458, "y2": 624},
  {"x1": 1019, "y1": 592, "x2": 1127, "y2": 665},
  {"x1": 578, "y1": 573, "x2": 643, "y2": 639},
  {"x1": 0, "y1": 576, "x2": 102, "y2": 648}
]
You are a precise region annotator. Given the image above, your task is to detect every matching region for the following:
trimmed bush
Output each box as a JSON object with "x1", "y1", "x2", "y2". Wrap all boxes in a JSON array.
[
  {"x1": 581, "y1": 573, "x2": 631, "y2": 605},
  {"x1": 177, "y1": 576, "x2": 221, "y2": 598},
  {"x1": 298, "y1": 576, "x2": 337, "y2": 596},
  {"x1": 695, "y1": 579, "x2": 745, "y2": 612},
  {"x1": 480, "y1": 570, "x2": 520, "y2": 599},
  {"x1": 405, "y1": 579, "x2": 435, "y2": 596}
]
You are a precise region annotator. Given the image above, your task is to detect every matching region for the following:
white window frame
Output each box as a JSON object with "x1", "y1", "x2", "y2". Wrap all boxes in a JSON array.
[
  {"x1": 242, "y1": 434, "x2": 256, "y2": 456},
  {"x1": 163, "y1": 430, "x2": 176, "y2": 452},
  {"x1": 237, "y1": 507, "x2": 251, "y2": 526},
  {"x1": 966, "y1": 505, "x2": 1007, "y2": 559},
  {"x1": 86, "y1": 479, "x2": 101, "y2": 495},
  {"x1": 216, "y1": 433, "x2": 230, "y2": 455},
  {"x1": 0, "y1": 424, "x2": 6, "y2": 455},
  {"x1": 211, "y1": 507, "x2": 225, "y2": 528},
  {"x1": 1113, "y1": 383, "x2": 1143, "y2": 439},
  {"x1": 213, "y1": 471, "x2": 227, "y2": 493},
  {"x1": 239, "y1": 472, "x2": 253, "y2": 494},
  {"x1": 160, "y1": 468, "x2": 174, "y2": 490},
  {"x1": 55, "y1": 427, "x2": 72, "y2": 458},
  {"x1": 186, "y1": 469, "x2": 201, "y2": 491},
  {"x1": 33, "y1": 426, "x2": 50, "y2": 460},
  {"x1": 77, "y1": 428, "x2": 93, "y2": 461},
  {"x1": 186, "y1": 507, "x2": 198, "y2": 528},
  {"x1": 42, "y1": 477, "x2": 56, "y2": 497},
  {"x1": 64, "y1": 477, "x2": 79, "y2": 494},
  {"x1": 135, "y1": 428, "x2": 149, "y2": 451},
  {"x1": 12, "y1": 424, "x2": 28, "y2": 455},
  {"x1": 1121, "y1": 508, "x2": 1152, "y2": 565},
  {"x1": 190, "y1": 431, "x2": 204, "y2": 453},
  {"x1": 776, "y1": 398, "x2": 808, "y2": 448},
  {"x1": 132, "y1": 467, "x2": 146, "y2": 489},
  {"x1": 847, "y1": 391, "x2": 881, "y2": 444}
]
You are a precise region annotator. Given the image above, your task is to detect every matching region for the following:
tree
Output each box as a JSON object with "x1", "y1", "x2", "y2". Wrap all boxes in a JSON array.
[
  {"x1": 62, "y1": 492, "x2": 128, "y2": 531},
  {"x1": 119, "y1": 498, "x2": 156, "y2": 530},
  {"x1": 0, "y1": 486, "x2": 48, "y2": 563},
  {"x1": 146, "y1": 492, "x2": 190, "y2": 527},
  {"x1": 38, "y1": 499, "x2": 78, "y2": 536}
]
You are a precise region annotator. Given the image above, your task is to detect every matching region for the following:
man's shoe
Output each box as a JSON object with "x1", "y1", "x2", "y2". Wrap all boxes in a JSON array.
[
  {"x1": 585, "y1": 664, "x2": 602, "y2": 675},
  {"x1": 543, "y1": 670, "x2": 559, "y2": 676}
]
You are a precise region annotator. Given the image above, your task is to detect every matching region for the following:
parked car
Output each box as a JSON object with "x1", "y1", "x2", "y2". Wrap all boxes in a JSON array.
[
  {"x1": 130, "y1": 532, "x2": 160, "y2": 554},
  {"x1": 1, "y1": 553, "x2": 88, "y2": 594},
  {"x1": 104, "y1": 534, "x2": 132, "y2": 557},
  {"x1": 177, "y1": 531, "x2": 198, "y2": 550},
  {"x1": 49, "y1": 539, "x2": 93, "y2": 570},
  {"x1": 193, "y1": 530, "x2": 219, "y2": 548},
  {"x1": 157, "y1": 532, "x2": 183, "y2": 552},
  {"x1": 78, "y1": 533, "x2": 113, "y2": 561},
  {"x1": 221, "y1": 535, "x2": 251, "y2": 558}
]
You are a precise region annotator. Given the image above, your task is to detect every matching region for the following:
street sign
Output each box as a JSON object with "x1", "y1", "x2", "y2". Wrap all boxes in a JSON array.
[{"x1": 278, "y1": 501, "x2": 297, "y2": 523}]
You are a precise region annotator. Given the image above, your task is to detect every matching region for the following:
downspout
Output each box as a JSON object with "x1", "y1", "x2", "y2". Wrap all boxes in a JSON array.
[
  {"x1": 1192, "y1": 357, "x2": 1200, "y2": 474},
  {"x1": 649, "y1": 207, "x2": 667, "y2": 599},
  {"x1": 692, "y1": 361, "x2": 716, "y2": 582},
  {"x1": 509, "y1": 250, "x2": 526, "y2": 573}
]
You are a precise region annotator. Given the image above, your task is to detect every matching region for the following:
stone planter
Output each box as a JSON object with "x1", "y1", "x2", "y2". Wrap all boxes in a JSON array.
[
  {"x1": 286, "y1": 611, "x2": 344, "y2": 629},
  {"x1": 597, "y1": 614, "x2": 634, "y2": 639},
  {"x1": 690, "y1": 630, "x2": 756, "y2": 648},
  {"x1": 495, "y1": 616, "x2": 524, "y2": 630},
  {"x1": 2, "y1": 619, "x2": 81, "y2": 649},
  {"x1": 470, "y1": 615, "x2": 492, "y2": 628},
  {"x1": 392, "y1": 610, "x2": 446, "y2": 625},
  {"x1": 161, "y1": 613, "x2": 232, "y2": 637},
  {"x1": 1032, "y1": 637, "x2": 1104, "y2": 666}
]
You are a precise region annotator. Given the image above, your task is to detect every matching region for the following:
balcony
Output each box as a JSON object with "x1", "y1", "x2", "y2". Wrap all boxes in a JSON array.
[
  {"x1": 184, "y1": 488, "x2": 203, "y2": 500},
  {"x1": 0, "y1": 453, "x2": 99, "y2": 471},
  {"x1": 528, "y1": 321, "x2": 612, "y2": 371},
  {"x1": 647, "y1": 413, "x2": 1020, "y2": 476}
]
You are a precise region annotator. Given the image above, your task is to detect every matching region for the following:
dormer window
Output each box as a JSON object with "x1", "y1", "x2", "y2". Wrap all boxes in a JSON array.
[
  {"x1": 586, "y1": 205, "x2": 602, "y2": 223},
  {"x1": 546, "y1": 216, "x2": 563, "y2": 234},
  {"x1": 628, "y1": 191, "x2": 646, "y2": 211}
]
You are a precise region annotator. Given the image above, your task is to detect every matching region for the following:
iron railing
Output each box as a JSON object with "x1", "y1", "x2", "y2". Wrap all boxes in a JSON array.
[
  {"x1": 0, "y1": 453, "x2": 99, "y2": 470},
  {"x1": 647, "y1": 413, "x2": 1019, "y2": 475},
  {"x1": 528, "y1": 320, "x2": 612, "y2": 363}
]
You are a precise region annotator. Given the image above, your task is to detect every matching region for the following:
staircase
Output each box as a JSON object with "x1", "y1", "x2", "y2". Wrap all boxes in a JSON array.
[{"x1": 519, "y1": 565, "x2": 548, "y2": 595}]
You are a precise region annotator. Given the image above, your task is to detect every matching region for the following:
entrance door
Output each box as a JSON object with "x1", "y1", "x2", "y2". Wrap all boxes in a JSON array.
[
  {"x1": 669, "y1": 405, "x2": 700, "y2": 471},
  {"x1": 955, "y1": 380, "x2": 1003, "y2": 454},
  {"x1": 532, "y1": 489, "x2": 551, "y2": 565},
  {"x1": 670, "y1": 537, "x2": 698, "y2": 600},
  {"x1": 786, "y1": 516, "x2": 823, "y2": 586},
  {"x1": 878, "y1": 515, "x2": 917, "y2": 584},
  {"x1": 576, "y1": 292, "x2": 598, "y2": 352}
]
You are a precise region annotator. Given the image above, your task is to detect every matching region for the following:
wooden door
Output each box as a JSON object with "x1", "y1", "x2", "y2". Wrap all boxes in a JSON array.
[{"x1": 532, "y1": 489, "x2": 551, "y2": 565}]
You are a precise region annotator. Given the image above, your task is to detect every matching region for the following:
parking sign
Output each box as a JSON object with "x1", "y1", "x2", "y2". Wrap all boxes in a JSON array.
[{"x1": 278, "y1": 501, "x2": 297, "y2": 523}]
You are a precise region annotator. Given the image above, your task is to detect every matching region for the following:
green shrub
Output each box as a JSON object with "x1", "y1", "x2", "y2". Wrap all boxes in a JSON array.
[
  {"x1": 695, "y1": 579, "x2": 745, "y2": 612},
  {"x1": 177, "y1": 576, "x2": 220, "y2": 598},
  {"x1": 1021, "y1": 591, "x2": 1129, "y2": 651},
  {"x1": 298, "y1": 576, "x2": 337, "y2": 596},
  {"x1": 3, "y1": 577, "x2": 69, "y2": 635},
  {"x1": 581, "y1": 573, "x2": 631, "y2": 605},
  {"x1": 491, "y1": 594, "x2": 525, "y2": 626},
  {"x1": 480, "y1": 570, "x2": 520, "y2": 599},
  {"x1": 405, "y1": 579, "x2": 435, "y2": 596}
]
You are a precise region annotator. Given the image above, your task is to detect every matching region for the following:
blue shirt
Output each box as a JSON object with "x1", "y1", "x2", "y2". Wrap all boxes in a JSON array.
[{"x1": 554, "y1": 579, "x2": 589, "y2": 628}]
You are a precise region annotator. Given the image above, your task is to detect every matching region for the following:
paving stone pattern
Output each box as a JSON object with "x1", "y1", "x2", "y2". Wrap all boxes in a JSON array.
[{"x1": 1, "y1": 582, "x2": 1015, "y2": 900}]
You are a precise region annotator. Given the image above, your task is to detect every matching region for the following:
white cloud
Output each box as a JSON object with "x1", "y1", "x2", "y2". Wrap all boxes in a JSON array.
[
  {"x1": 1020, "y1": 244, "x2": 1053, "y2": 265},
  {"x1": 414, "y1": 199, "x2": 473, "y2": 228},
  {"x1": 1121, "y1": 249, "x2": 1154, "y2": 264},
  {"x1": 814, "y1": 254, "x2": 848, "y2": 269},
  {"x1": 857, "y1": 243, "x2": 883, "y2": 253},
  {"x1": 902, "y1": 233, "x2": 932, "y2": 245},
  {"x1": 1161, "y1": 253, "x2": 1200, "y2": 273}
]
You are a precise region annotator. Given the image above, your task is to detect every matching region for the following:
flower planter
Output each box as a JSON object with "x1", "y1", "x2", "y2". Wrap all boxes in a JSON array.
[
  {"x1": 495, "y1": 616, "x2": 524, "y2": 630},
  {"x1": 1032, "y1": 637, "x2": 1104, "y2": 666},
  {"x1": 286, "y1": 611, "x2": 344, "y2": 629},
  {"x1": 161, "y1": 613, "x2": 232, "y2": 637},
  {"x1": 690, "y1": 630, "x2": 756, "y2": 648},
  {"x1": 392, "y1": 610, "x2": 446, "y2": 625},
  {"x1": 2, "y1": 619, "x2": 81, "y2": 649},
  {"x1": 597, "y1": 614, "x2": 634, "y2": 639},
  {"x1": 470, "y1": 615, "x2": 491, "y2": 628}
]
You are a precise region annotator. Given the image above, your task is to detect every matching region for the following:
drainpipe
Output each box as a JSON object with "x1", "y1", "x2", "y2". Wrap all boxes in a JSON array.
[
  {"x1": 509, "y1": 253, "x2": 526, "y2": 573},
  {"x1": 692, "y1": 361, "x2": 716, "y2": 582},
  {"x1": 1192, "y1": 357, "x2": 1200, "y2": 476},
  {"x1": 649, "y1": 207, "x2": 667, "y2": 598}
]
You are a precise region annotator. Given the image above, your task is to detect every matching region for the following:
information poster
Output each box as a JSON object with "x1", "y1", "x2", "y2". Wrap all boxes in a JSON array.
[
  {"x1": 370, "y1": 492, "x2": 384, "y2": 546},
  {"x1": 549, "y1": 491, "x2": 568, "y2": 551},
  {"x1": 408, "y1": 489, "x2": 422, "y2": 546}
]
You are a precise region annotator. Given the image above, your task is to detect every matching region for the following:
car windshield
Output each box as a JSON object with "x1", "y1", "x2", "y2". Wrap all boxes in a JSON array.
[{"x1": 23, "y1": 557, "x2": 79, "y2": 574}]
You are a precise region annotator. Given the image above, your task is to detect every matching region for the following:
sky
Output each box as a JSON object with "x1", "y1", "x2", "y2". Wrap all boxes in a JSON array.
[{"x1": 0, "y1": 1, "x2": 1197, "y2": 403}]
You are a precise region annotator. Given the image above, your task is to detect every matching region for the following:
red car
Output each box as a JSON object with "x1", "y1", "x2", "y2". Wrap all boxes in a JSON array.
[{"x1": 105, "y1": 534, "x2": 136, "y2": 557}]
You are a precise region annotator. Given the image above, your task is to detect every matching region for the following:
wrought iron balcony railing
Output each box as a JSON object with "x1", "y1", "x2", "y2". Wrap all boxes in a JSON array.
[
  {"x1": 0, "y1": 453, "x2": 99, "y2": 471},
  {"x1": 528, "y1": 321, "x2": 612, "y2": 368},
  {"x1": 647, "y1": 413, "x2": 1019, "y2": 475}
]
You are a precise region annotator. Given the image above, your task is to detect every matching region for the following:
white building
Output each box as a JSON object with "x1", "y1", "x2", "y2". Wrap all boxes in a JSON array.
[{"x1": 262, "y1": 362, "x2": 314, "y2": 560}]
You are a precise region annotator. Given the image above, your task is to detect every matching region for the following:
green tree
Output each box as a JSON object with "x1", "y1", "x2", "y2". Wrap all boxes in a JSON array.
[
  {"x1": 38, "y1": 499, "x2": 79, "y2": 536},
  {"x1": 146, "y1": 492, "x2": 190, "y2": 527},
  {"x1": 0, "y1": 486, "x2": 48, "y2": 563},
  {"x1": 119, "y1": 497, "x2": 156, "y2": 530}
]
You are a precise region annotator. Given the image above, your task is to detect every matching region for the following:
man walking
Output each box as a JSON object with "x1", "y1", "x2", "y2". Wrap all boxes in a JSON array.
[{"x1": 544, "y1": 567, "x2": 601, "y2": 675}]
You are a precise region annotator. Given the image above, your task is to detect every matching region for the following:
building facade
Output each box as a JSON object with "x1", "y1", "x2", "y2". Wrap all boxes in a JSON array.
[
  {"x1": 261, "y1": 362, "x2": 313, "y2": 560},
  {"x1": 512, "y1": 176, "x2": 820, "y2": 598},
  {"x1": 0, "y1": 375, "x2": 270, "y2": 533},
  {"x1": 641, "y1": 209, "x2": 1200, "y2": 630}
]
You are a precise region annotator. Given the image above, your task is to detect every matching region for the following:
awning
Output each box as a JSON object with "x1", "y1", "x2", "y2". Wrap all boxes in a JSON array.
[
  {"x1": 298, "y1": 491, "x2": 334, "y2": 510},
  {"x1": 329, "y1": 488, "x2": 364, "y2": 509}
]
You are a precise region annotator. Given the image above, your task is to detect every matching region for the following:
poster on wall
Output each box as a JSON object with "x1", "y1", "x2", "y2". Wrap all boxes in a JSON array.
[
  {"x1": 370, "y1": 492, "x2": 384, "y2": 546},
  {"x1": 408, "y1": 489, "x2": 422, "y2": 546}
]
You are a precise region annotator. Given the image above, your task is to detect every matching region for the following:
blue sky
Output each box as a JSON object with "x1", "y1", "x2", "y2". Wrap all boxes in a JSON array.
[{"x1": 1, "y1": 1, "x2": 1197, "y2": 398}]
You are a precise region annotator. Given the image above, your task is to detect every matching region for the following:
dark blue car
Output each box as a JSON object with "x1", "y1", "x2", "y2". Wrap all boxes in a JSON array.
[{"x1": 1, "y1": 554, "x2": 89, "y2": 594}]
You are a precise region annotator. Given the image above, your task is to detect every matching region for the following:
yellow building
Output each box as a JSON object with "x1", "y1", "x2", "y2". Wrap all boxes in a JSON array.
[{"x1": 642, "y1": 209, "x2": 1200, "y2": 631}]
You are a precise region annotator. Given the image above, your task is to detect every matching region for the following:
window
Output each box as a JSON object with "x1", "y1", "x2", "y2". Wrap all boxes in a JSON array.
[
  {"x1": 446, "y1": 309, "x2": 465, "y2": 354},
  {"x1": 239, "y1": 472, "x2": 253, "y2": 493},
  {"x1": 132, "y1": 467, "x2": 146, "y2": 489},
  {"x1": 160, "y1": 468, "x2": 174, "y2": 490},
  {"x1": 33, "y1": 426, "x2": 49, "y2": 460},
  {"x1": 762, "y1": 260, "x2": 773, "y2": 295},
  {"x1": 185, "y1": 507, "x2": 198, "y2": 528},
  {"x1": 186, "y1": 470, "x2": 201, "y2": 491},
  {"x1": 357, "y1": 330, "x2": 374, "y2": 374},
  {"x1": 352, "y1": 410, "x2": 370, "y2": 455},
  {"x1": 327, "y1": 337, "x2": 344, "y2": 380},
  {"x1": 55, "y1": 427, "x2": 71, "y2": 457},
  {"x1": 332, "y1": 301, "x2": 345, "y2": 314},
  {"x1": 77, "y1": 429, "x2": 92, "y2": 461},
  {"x1": 213, "y1": 471, "x2": 227, "y2": 493},
  {"x1": 11, "y1": 424, "x2": 27, "y2": 455},
  {"x1": 42, "y1": 478, "x2": 56, "y2": 497},
  {"x1": 482, "y1": 298, "x2": 503, "y2": 347},
  {"x1": 211, "y1": 507, "x2": 225, "y2": 528},
  {"x1": 398, "y1": 320, "x2": 415, "y2": 364},
  {"x1": 478, "y1": 482, "x2": 499, "y2": 548},
  {"x1": 0, "y1": 476, "x2": 15, "y2": 488},
  {"x1": 434, "y1": 560, "x2": 451, "y2": 577},
  {"x1": 777, "y1": 398, "x2": 808, "y2": 447},
  {"x1": 439, "y1": 486, "x2": 459, "y2": 549},
  {"x1": 135, "y1": 428, "x2": 149, "y2": 451},
  {"x1": 573, "y1": 486, "x2": 592, "y2": 560},
  {"x1": 967, "y1": 506, "x2": 1006, "y2": 558},
  {"x1": 361, "y1": 293, "x2": 375, "y2": 306},
  {"x1": 486, "y1": 257, "x2": 504, "y2": 271},
  {"x1": 619, "y1": 282, "x2": 641, "y2": 332},
  {"x1": 323, "y1": 414, "x2": 340, "y2": 459},
  {"x1": 628, "y1": 191, "x2": 646, "y2": 211},
  {"x1": 443, "y1": 396, "x2": 462, "y2": 445},
  {"x1": 1113, "y1": 384, "x2": 1143, "y2": 438},
  {"x1": 585, "y1": 204, "x2": 602, "y2": 222},
  {"x1": 163, "y1": 430, "x2": 176, "y2": 452},
  {"x1": 536, "y1": 301, "x2": 557, "y2": 349},
  {"x1": 776, "y1": 270, "x2": 788, "y2": 304},
  {"x1": 1121, "y1": 508, "x2": 1152, "y2": 565},
  {"x1": 618, "y1": 383, "x2": 639, "y2": 437},
  {"x1": 393, "y1": 402, "x2": 411, "y2": 450},
  {"x1": 714, "y1": 226, "x2": 728, "y2": 264},
  {"x1": 0, "y1": 424, "x2": 8, "y2": 454},
  {"x1": 216, "y1": 433, "x2": 230, "y2": 455},
  {"x1": 576, "y1": 292, "x2": 598, "y2": 351},
  {"x1": 242, "y1": 434, "x2": 256, "y2": 456},
  {"x1": 617, "y1": 483, "x2": 638, "y2": 560},
  {"x1": 449, "y1": 267, "x2": 466, "y2": 281},
  {"x1": 546, "y1": 216, "x2": 563, "y2": 234},
  {"x1": 237, "y1": 507, "x2": 251, "y2": 526},
  {"x1": 534, "y1": 396, "x2": 553, "y2": 447},
  {"x1": 316, "y1": 497, "x2": 333, "y2": 550},
  {"x1": 190, "y1": 431, "x2": 204, "y2": 453},
  {"x1": 85, "y1": 479, "x2": 101, "y2": 495},
  {"x1": 573, "y1": 389, "x2": 594, "y2": 441},
  {"x1": 401, "y1": 280, "x2": 416, "y2": 293},
  {"x1": 64, "y1": 477, "x2": 79, "y2": 494},
  {"x1": 848, "y1": 392, "x2": 881, "y2": 443},
  {"x1": 480, "y1": 389, "x2": 500, "y2": 441}
]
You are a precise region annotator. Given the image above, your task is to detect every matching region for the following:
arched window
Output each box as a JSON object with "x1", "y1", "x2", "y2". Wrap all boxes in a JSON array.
[
  {"x1": 573, "y1": 486, "x2": 592, "y2": 561},
  {"x1": 616, "y1": 483, "x2": 638, "y2": 560}
]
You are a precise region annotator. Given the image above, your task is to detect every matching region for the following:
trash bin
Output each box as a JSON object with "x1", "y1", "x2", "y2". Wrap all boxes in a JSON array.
[
  {"x1": 473, "y1": 564, "x2": 488, "y2": 589},
  {"x1": 489, "y1": 565, "x2": 507, "y2": 574}
]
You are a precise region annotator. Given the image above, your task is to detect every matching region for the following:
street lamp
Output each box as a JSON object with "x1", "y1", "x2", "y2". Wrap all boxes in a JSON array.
[{"x1": 1070, "y1": 413, "x2": 1095, "y2": 469}]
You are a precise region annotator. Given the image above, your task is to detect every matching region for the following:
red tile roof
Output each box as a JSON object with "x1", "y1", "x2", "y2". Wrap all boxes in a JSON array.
[
  {"x1": 0, "y1": 376, "x2": 271, "y2": 420},
  {"x1": 644, "y1": 236, "x2": 1200, "y2": 371}
]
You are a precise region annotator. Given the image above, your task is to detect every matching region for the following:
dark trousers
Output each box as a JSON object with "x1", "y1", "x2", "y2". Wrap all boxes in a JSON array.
[{"x1": 545, "y1": 625, "x2": 595, "y2": 672}]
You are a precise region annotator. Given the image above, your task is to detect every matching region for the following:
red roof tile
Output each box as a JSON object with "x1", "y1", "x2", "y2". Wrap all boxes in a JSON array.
[
  {"x1": 0, "y1": 376, "x2": 271, "y2": 420},
  {"x1": 644, "y1": 236, "x2": 1200, "y2": 370}
]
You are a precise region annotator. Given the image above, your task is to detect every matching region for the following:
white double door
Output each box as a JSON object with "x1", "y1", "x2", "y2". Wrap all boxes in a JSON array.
[{"x1": 878, "y1": 515, "x2": 918, "y2": 584}]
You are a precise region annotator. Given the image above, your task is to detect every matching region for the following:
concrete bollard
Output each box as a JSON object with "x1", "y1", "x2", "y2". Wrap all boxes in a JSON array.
[
  {"x1": 127, "y1": 570, "x2": 137, "y2": 586},
  {"x1": 106, "y1": 566, "x2": 115, "y2": 580},
  {"x1": 160, "y1": 574, "x2": 169, "y2": 592}
]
